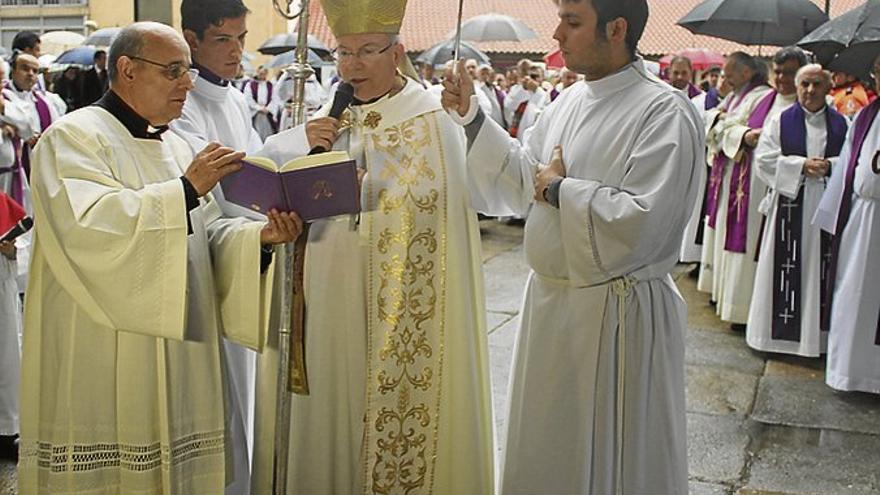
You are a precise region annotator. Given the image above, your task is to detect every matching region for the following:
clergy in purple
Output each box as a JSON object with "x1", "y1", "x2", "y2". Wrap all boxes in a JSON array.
[
  {"x1": 814, "y1": 53, "x2": 880, "y2": 394},
  {"x1": 748, "y1": 65, "x2": 847, "y2": 357}
]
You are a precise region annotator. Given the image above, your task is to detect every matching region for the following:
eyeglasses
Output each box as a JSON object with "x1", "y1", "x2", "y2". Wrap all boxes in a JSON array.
[
  {"x1": 333, "y1": 42, "x2": 396, "y2": 63},
  {"x1": 129, "y1": 56, "x2": 199, "y2": 82}
]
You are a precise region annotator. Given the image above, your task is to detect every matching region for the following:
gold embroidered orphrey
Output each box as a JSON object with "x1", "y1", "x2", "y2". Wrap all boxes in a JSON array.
[{"x1": 363, "y1": 113, "x2": 447, "y2": 494}]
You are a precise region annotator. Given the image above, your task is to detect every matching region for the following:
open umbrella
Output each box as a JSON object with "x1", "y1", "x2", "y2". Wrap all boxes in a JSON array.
[
  {"x1": 658, "y1": 48, "x2": 725, "y2": 71},
  {"x1": 450, "y1": 13, "x2": 537, "y2": 43},
  {"x1": 40, "y1": 30, "x2": 86, "y2": 56},
  {"x1": 55, "y1": 46, "x2": 98, "y2": 66},
  {"x1": 84, "y1": 27, "x2": 121, "y2": 48},
  {"x1": 678, "y1": 0, "x2": 828, "y2": 47},
  {"x1": 544, "y1": 49, "x2": 565, "y2": 69},
  {"x1": 264, "y1": 49, "x2": 328, "y2": 69},
  {"x1": 258, "y1": 33, "x2": 331, "y2": 56},
  {"x1": 827, "y1": 40, "x2": 880, "y2": 79},
  {"x1": 416, "y1": 39, "x2": 490, "y2": 67},
  {"x1": 798, "y1": 0, "x2": 880, "y2": 65}
]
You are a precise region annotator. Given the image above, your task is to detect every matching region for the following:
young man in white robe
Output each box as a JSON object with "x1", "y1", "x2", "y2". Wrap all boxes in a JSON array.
[
  {"x1": 249, "y1": 1, "x2": 496, "y2": 493},
  {"x1": 170, "y1": 2, "x2": 321, "y2": 491},
  {"x1": 815, "y1": 53, "x2": 880, "y2": 394},
  {"x1": 748, "y1": 65, "x2": 848, "y2": 357},
  {"x1": 442, "y1": 0, "x2": 703, "y2": 492},
  {"x1": 17, "y1": 22, "x2": 302, "y2": 494}
]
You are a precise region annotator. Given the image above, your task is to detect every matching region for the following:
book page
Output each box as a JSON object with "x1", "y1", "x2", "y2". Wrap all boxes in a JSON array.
[
  {"x1": 241, "y1": 156, "x2": 279, "y2": 172},
  {"x1": 280, "y1": 150, "x2": 353, "y2": 172}
]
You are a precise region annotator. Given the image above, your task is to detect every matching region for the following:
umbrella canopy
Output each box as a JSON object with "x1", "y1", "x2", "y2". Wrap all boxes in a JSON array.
[
  {"x1": 415, "y1": 39, "x2": 490, "y2": 67},
  {"x1": 84, "y1": 27, "x2": 121, "y2": 48},
  {"x1": 658, "y1": 48, "x2": 725, "y2": 71},
  {"x1": 827, "y1": 40, "x2": 880, "y2": 79},
  {"x1": 678, "y1": 0, "x2": 828, "y2": 47},
  {"x1": 55, "y1": 46, "x2": 98, "y2": 66},
  {"x1": 258, "y1": 33, "x2": 331, "y2": 56},
  {"x1": 264, "y1": 49, "x2": 328, "y2": 69},
  {"x1": 40, "y1": 30, "x2": 86, "y2": 56},
  {"x1": 798, "y1": 0, "x2": 880, "y2": 65},
  {"x1": 544, "y1": 48, "x2": 565, "y2": 69},
  {"x1": 451, "y1": 13, "x2": 537, "y2": 43}
]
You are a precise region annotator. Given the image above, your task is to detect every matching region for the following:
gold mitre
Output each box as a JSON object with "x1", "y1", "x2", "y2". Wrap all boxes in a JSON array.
[
  {"x1": 320, "y1": 0, "x2": 408, "y2": 37},
  {"x1": 321, "y1": 0, "x2": 407, "y2": 38}
]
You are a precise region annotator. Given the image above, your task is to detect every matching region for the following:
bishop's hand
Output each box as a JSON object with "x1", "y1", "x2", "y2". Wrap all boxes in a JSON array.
[
  {"x1": 441, "y1": 59, "x2": 475, "y2": 118},
  {"x1": 306, "y1": 117, "x2": 340, "y2": 153},
  {"x1": 184, "y1": 142, "x2": 245, "y2": 196}
]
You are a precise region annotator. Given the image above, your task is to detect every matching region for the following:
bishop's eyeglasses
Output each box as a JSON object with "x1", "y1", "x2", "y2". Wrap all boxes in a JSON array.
[{"x1": 333, "y1": 42, "x2": 396, "y2": 63}]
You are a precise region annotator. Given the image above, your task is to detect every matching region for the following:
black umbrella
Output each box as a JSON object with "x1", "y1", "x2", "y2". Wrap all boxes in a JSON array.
[
  {"x1": 826, "y1": 40, "x2": 880, "y2": 79},
  {"x1": 415, "y1": 39, "x2": 489, "y2": 67},
  {"x1": 798, "y1": 0, "x2": 880, "y2": 65},
  {"x1": 258, "y1": 33, "x2": 331, "y2": 56},
  {"x1": 678, "y1": 0, "x2": 829, "y2": 46}
]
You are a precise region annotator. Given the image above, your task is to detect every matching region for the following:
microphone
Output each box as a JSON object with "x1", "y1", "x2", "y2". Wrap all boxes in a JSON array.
[
  {"x1": 1, "y1": 216, "x2": 33, "y2": 243},
  {"x1": 309, "y1": 82, "x2": 355, "y2": 155}
]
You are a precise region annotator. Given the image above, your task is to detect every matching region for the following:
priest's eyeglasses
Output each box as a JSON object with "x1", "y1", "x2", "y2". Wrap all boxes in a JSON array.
[
  {"x1": 333, "y1": 43, "x2": 396, "y2": 63},
  {"x1": 129, "y1": 56, "x2": 199, "y2": 82}
]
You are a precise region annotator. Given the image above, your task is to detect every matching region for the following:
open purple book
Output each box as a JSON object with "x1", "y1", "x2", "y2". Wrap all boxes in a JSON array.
[{"x1": 220, "y1": 151, "x2": 361, "y2": 222}]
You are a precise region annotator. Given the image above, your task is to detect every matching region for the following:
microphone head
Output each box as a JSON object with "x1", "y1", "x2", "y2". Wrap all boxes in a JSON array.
[{"x1": 329, "y1": 83, "x2": 355, "y2": 119}]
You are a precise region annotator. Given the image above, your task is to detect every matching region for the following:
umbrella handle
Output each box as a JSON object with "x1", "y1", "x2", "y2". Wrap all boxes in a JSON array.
[{"x1": 452, "y1": 0, "x2": 465, "y2": 75}]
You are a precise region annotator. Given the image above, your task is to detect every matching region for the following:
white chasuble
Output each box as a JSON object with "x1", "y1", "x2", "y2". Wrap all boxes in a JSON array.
[
  {"x1": 464, "y1": 60, "x2": 702, "y2": 494},
  {"x1": 250, "y1": 80, "x2": 494, "y2": 495},
  {"x1": 18, "y1": 107, "x2": 271, "y2": 494}
]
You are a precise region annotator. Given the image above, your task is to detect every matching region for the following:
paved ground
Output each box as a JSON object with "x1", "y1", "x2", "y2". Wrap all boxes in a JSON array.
[{"x1": 3, "y1": 220, "x2": 879, "y2": 494}]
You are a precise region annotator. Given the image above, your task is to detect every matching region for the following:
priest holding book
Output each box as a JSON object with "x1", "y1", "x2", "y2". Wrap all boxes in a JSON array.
[
  {"x1": 249, "y1": 0, "x2": 495, "y2": 493},
  {"x1": 17, "y1": 22, "x2": 302, "y2": 493}
]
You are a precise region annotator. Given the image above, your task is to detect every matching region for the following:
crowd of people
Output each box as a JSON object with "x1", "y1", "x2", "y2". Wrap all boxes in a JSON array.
[
  {"x1": 663, "y1": 46, "x2": 879, "y2": 396},
  {"x1": 0, "y1": 0, "x2": 876, "y2": 493}
]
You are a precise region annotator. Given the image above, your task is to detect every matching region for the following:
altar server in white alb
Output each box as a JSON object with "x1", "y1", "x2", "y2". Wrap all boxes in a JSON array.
[
  {"x1": 170, "y1": 2, "x2": 323, "y2": 491},
  {"x1": 17, "y1": 23, "x2": 302, "y2": 493},
  {"x1": 814, "y1": 53, "x2": 880, "y2": 394},
  {"x1": 748, "y1": 65, "x2": 848, "y2": 357},
  {"x1": 442, "y1": 0, "x2": 702, "y2": 492}
]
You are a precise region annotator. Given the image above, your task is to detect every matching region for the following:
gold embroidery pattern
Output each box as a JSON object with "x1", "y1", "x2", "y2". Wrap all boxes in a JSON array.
[
  {"x1": 364, "y1": 114, "x2": 447, "y2": 494},
  {"x1": 365, "y1": 111, "x2": 383, "y2": 129}
]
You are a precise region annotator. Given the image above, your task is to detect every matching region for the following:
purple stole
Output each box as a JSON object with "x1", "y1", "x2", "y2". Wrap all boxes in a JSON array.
[
  {"x1": 3, "y1": 81, "x2": 52, "y2": 181},
  {"x1": 705, "y1": 88, "x2": 720, "y2": 110},
  {"x1": 823, "y1": 99, "x2": 880, "y2": 344},
  {"x1": 550, "y1": 88, "x2": 560, "y2": 102},
  {"x1": 494, "y1": 87, "x2": 508, "y2": 128},
  {"x1": 772, "y1": 104, "x2": 847, "y2": 341},
  {"x1": 249, "y1": 80, "x2": 278, "y2": 133},
  {"x1": 706, "y1": 83, "x2": 763, "y2": 229},
  {"x1": 725, "y1": 90, "x2": 780, "y2": 253},
  {"x1": 687, "y1": 83, "x2": 702, "y2": 99}
]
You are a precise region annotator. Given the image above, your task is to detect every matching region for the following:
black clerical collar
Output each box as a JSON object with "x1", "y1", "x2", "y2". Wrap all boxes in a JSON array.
[
  {"x1": 193, "y1": 61, "x2": 230, "y2": 87},
  {"x1": 94, "y1": 90, "x2": 169, "y2": 140}
]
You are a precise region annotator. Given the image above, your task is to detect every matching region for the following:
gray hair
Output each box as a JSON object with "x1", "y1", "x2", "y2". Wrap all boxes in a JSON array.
[
  {"x1": 108, "y1": 24, "x2": 149, "y2": 82},
  {"x1": 795, "y1": 63, "x2": 832, "y2": 87}
]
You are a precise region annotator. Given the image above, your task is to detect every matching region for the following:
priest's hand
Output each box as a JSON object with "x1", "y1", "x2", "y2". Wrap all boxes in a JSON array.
[
  {"x1": 534, "y1": 146, "x2": 566, "y2": 203},
  {"x1": 743, "y1": 129, "x2": 761, "y2": 148},
  {"x1": 1, "y1": 124, "x2": 16, "y2": 139},
  {"x1": 306, "y1": 117, "x2": 340, "y2": 152},
  {"x1": 260, "y1": 209, "x2": 304, "y2": 245},
  {"x1": 26, "y1": 134, "x2": 40, "y2": 148},
  {"x1": 185, "y1": 142, "x2": 245, "y2": 196},
  {"x1": 804, "y1": 158, "x2": 830, "y2": 178},
  {"x1": 441, "y1": 59, "x2": 475, "y2": 118}
]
